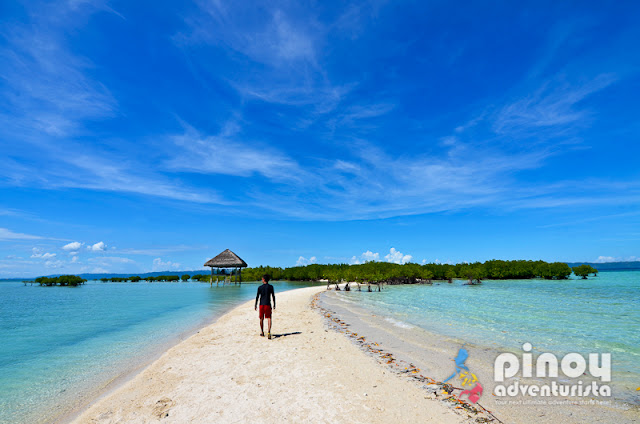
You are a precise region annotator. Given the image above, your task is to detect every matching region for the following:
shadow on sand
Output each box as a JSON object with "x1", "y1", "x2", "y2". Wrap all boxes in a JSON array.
[{"x1": 271, "y1": 332, "x2": 302, "y2": 339}]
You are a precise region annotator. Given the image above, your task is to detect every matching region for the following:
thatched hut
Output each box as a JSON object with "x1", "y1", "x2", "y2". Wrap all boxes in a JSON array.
[{"x1": 204, "y1": 249, "x2": 248, "y2": 286}]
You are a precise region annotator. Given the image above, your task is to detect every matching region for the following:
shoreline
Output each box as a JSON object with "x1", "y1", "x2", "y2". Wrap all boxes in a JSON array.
[
  {"x1": 319, "y1": 287, "x2": 640, "y2": 423},
  {"x1": 70, "y1": 286, "x2": 473, "y2": 424},
  {"x1": 53, "y1": 281, "x2": 321, "y2": 424},
  {"x1": 56, "y1": 301, "x2": 239, "y2": 424}
]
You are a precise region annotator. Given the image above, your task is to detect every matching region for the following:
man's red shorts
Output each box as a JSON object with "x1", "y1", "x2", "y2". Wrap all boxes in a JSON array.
[{"x1": 259, "y1": 305, "x2": 272, "y2": 319}]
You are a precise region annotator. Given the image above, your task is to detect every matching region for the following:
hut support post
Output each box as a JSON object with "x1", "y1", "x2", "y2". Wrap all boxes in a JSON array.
[{"x1": 210, "y1": 267, "x2": 213, "y2": 287}]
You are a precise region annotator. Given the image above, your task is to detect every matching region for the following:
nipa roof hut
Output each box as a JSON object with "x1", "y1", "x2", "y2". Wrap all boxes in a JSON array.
[
  {"x1": 204, "y1": 249, "x2": 247, "y2": 268},
  {"x1": 204, "y1": 249, "x2": 247, "y2": 285}
]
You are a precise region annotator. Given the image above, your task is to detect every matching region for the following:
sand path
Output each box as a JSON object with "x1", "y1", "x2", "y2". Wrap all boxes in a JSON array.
[{"x1": 71, "y1": 286, "x2": 468, "y2": 424}]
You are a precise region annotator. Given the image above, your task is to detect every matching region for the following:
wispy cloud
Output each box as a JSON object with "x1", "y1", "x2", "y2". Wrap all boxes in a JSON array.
[
  {"x1": 118, "y1": 244, "x2": 204, "y2": 256},
  {"x1": 0, "y1": 208, "x2": 31, "y2": 218},
  {"x1": 594, "y1": 255, "x2": 640, "y2": 263},
  {"x1": 0, "y1": 1, "x2": 637, "y2": 227},
  {"x1": 0, "y1": 3, "x2": 230, "y2": 208},
  {"x1": 0, "y1": 3, "x2": 116, "y2": 138},
  {"x1": 176, "y1": 1, "x2": 351, "y2": 115},
  {"x1": 0, "y1": 228, "x2": 45, "y2": 241},
  {"x1": 327, "y1": 103, "x2": 396, "y2": 131},
  {"x1": 537, "y1": 210, "x2": 640, "y2": 229},
  {"x1": 0, "y1": 143, "x2": 229, "y2": 206},
  {"x1": 493, "y1": 74, "x2": 617, "y2": 136},
  {"x1": 182, "y1": 2, "x2": 318, "y2": 68},
  {"x1": 245, "y1": 137, "x2": 555, "y2": 220},
  {"x1": 166, "y1": 124, "x2": 304, "y2": 183},
  {"x1": 87, "y1": 256, "x2": 134, "y2": 264}
]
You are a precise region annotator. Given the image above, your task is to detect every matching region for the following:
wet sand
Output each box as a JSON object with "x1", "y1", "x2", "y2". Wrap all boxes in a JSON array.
[{"x1": 319, "y1": 288, "x2": 639, "y2": 424}]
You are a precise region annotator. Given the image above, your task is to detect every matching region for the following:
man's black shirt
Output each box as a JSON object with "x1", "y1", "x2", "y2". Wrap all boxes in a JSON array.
[{"x1": 255, "y1": 283, "x2": 275, "y2": 308}]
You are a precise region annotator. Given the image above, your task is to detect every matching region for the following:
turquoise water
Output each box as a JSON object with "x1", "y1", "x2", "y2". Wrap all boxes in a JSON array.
[
  {"x1": 0, "y1": 280, "x2": 319, "y2": 424},
  {"x1": 334, "y1": 271, "x2": 640, "y2": 397}
]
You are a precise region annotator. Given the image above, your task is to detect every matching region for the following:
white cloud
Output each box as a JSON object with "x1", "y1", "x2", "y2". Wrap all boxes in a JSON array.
[
  {"x1": 31, "y1": 248, "x2": 57, "y2": 259},
  {"x1": 362, "y1": 251, "x2": 380, "y2": 262},
  {"x1": 63, "y1": 241, "x2": 83, "y2": 251},
  {"x1": 0, "y1": 228, "x2": 44, "y2": 241},
  {"x1": 71, "y1": 255, "x2": 79, "y2": 263},
  {"x1": 350, "y1": 250, "x2": 380, "y2": 265},
  {"x1": 296, "y1": 256, "x2": 317, "y2": 266},
  {"x1": 88, "y1": 241, "x2": 107, "y2": 252},
  {"x1": 385, "y1": 248, "x2": 412, "y2": 265},
  {"x1": 152, "y1": 258, "x2": 181, "y2": 271}
]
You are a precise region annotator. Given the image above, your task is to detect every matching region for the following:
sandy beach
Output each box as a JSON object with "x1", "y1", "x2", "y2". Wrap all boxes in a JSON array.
[
  {"x1": 70, "y1": 286, "x2": 476, "y2": 424},
  {"x1": 68, "y1": 285, "x2": 639, "y2": 424}
]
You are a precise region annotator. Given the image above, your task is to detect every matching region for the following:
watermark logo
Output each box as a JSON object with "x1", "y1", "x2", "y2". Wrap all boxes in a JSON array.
[
  {"x1": 494, "y1": 343, "x2": 611, "y2": 398},
  {"x1": 444, "y1": 345, "x2": 483, "y2": 403}
]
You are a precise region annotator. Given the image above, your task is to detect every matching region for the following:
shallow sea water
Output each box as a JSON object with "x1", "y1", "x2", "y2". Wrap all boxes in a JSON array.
[
  {"x1": 0, "y1": 280, "x2": 319, "y2": 424},
  {"x1": 331, "y1": 271, "x2": 640, "y2": 401}
]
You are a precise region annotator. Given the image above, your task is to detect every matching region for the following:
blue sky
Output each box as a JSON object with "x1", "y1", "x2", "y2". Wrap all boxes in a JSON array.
[{"x1": 1, "y1": 1, "x2": 639, "y2": 277}]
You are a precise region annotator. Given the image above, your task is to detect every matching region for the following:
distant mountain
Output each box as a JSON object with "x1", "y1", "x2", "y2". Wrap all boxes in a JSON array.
[{"x1": 565, "y1": 261, "x2": 640, "y2": 271}]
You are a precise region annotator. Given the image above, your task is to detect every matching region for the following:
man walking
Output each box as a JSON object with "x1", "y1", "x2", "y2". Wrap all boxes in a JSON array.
[{"x1": 255, "y1": 274, "x2": 276, "y2": 339}]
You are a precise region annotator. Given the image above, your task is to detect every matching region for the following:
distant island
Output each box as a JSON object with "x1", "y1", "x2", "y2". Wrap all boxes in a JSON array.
[{"x1": 565, "y1": 261, "x2": 640, "y2": 271}]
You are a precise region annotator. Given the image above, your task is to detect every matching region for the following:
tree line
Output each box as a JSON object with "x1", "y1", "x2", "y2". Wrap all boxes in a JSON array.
[
  {"x1": 240, "y1": 260, "x2": 597, "y2": 284},
  {"x1": 34, "y1": 261, "x2": 598, "y2": 287},
  {"x1": 99, "y1": 274, "x2": 193, "y2": 282},
  {"x1": 97, "y1": 273, "x2": 231, "y2": 283}
]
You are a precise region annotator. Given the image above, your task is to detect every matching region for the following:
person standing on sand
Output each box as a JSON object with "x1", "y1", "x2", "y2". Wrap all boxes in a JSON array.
[{"x1": 255, "y1": 274, "x2": 276, "y2": 339}]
